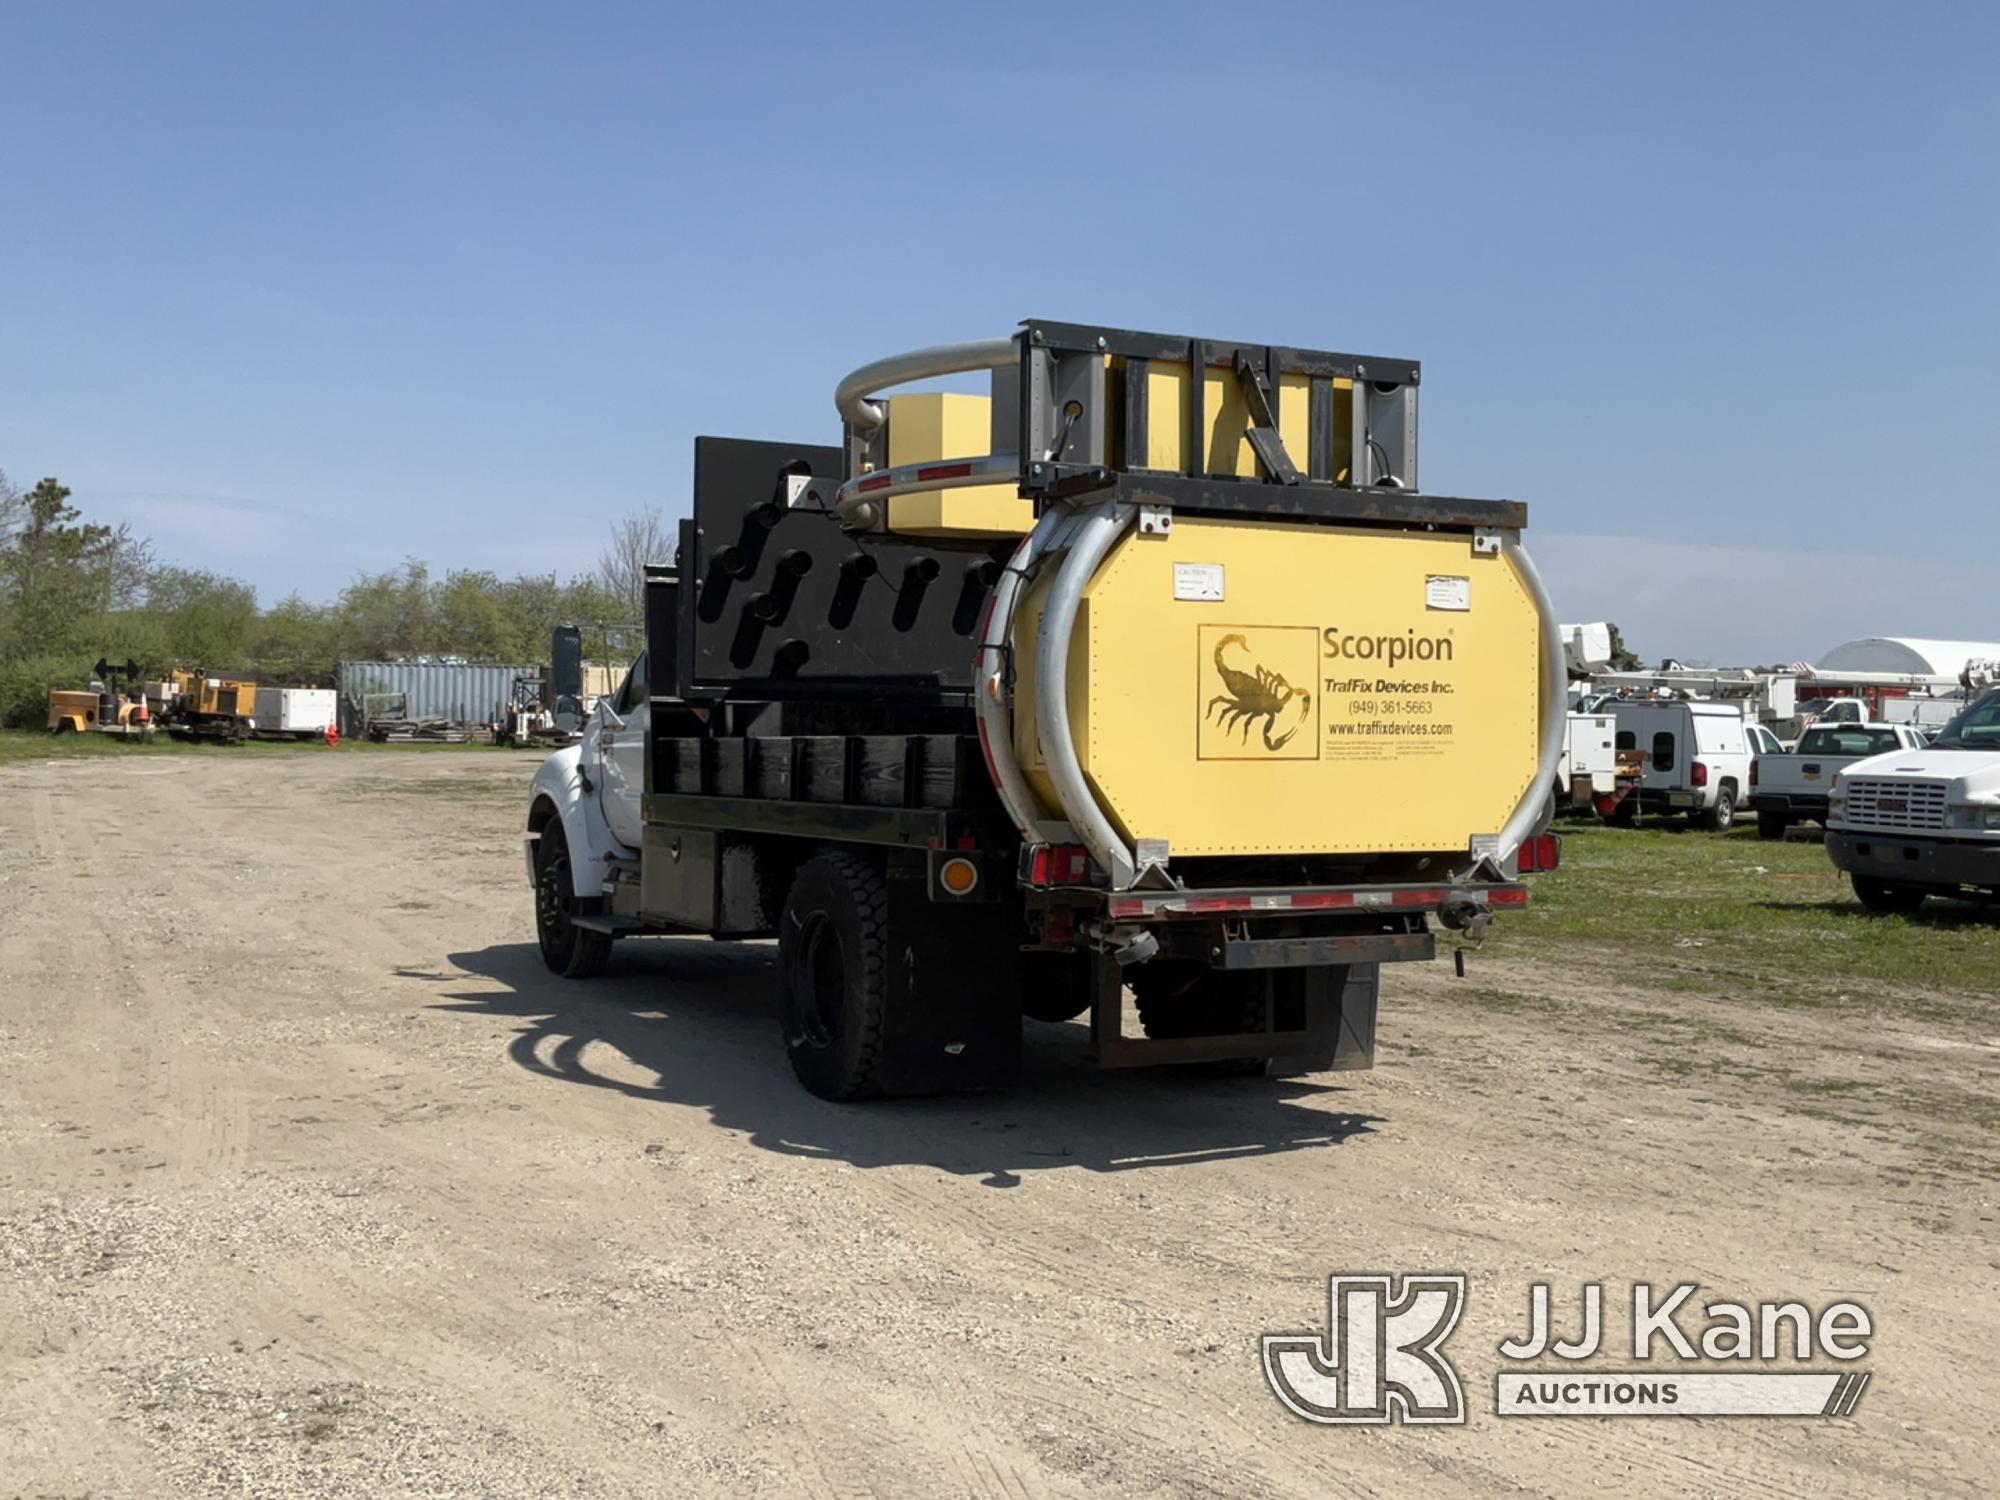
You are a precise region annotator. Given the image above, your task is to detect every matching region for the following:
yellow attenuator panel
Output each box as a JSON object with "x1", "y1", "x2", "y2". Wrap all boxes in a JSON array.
[
  {"x1": 884, "y1": 392, "x2": 1033, "y2": 538},
  {"x1": 881, "y1": 364, "x2": 1347, "y2": 537},
  {"x1": 1014, "y1": 515, "x2": 1544, "y2": 856},
  {"x1": 1137, "y1": 365, "x2": 1346, "y2": 478}
]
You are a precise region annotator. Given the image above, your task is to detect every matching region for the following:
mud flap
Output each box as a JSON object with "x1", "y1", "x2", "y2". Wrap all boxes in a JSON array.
[
  {"x1": 874, "y1": 868, "x2": 1024, "y2": 1094},
  {"x1": 1269, "y1": 962, "x2": 1378, "y2": 1076}
]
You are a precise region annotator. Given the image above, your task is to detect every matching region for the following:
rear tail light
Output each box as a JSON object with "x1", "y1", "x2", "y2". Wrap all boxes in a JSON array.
[
  {"x1": 1022, "y1": 843, "x2": 1093, "y2": 888},
  {"x1": 1749, "y1": 760, "x2": 1758, "y2": 788},
  {"x1": 1517, "y1": 833, "x2": 1561, "y2": 873},
  {"x1": 1691, "y1": 761, "x2": 1709, "y2": 788}
]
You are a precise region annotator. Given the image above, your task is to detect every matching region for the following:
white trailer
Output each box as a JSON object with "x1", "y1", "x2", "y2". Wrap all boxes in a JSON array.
[
  {"x1": 1557, "y1": 712, "x2": 1620, "y2": 806},
  {"x1": 253, "y1": 687, "x2": 338, "y2": 741}
]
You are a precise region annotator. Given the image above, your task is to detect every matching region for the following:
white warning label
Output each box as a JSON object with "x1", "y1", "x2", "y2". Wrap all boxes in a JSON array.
[
  {"x1": 1174, "y1": 563, "x2": 1224, "y2": 601},
  {"x1": 1426, "y1": 575, "x2": 1471, "y2": 611}
]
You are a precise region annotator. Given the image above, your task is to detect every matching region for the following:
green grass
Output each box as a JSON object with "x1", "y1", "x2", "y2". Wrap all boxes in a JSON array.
[{"x1": 1491, "y1": 817, "x2": 2000, "y2": 998}]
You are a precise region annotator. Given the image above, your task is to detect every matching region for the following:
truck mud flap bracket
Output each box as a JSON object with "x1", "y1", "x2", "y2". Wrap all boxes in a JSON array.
[
  {"x1": 1214, "y1": 932, "x2": 1433, "y2": 970},
  {"x1": 1087, "y1": 955, "x2": 1376, "y2": 1071}
]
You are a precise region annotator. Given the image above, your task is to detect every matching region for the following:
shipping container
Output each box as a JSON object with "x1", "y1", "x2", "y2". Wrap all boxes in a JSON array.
[{"x1": 336, "y1": 661, "x2": 540, "y2": 734}]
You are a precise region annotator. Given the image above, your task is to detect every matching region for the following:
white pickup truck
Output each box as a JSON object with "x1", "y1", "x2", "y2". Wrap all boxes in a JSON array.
[
  {"x1": 1605, "y1": 700, "x2": 1756, "y2": 830},
  {"x1": 1824, "y1": 689, "x2": 2000, "y2": 912},
  {"x1": 1750, "y1": 722, "x2": 1928, "y2": 839}
]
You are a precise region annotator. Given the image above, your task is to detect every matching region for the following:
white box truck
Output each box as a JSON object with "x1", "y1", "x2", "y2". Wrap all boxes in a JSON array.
[{"x1": 252, "y1": 687, "x2": 338, "y2": 741}]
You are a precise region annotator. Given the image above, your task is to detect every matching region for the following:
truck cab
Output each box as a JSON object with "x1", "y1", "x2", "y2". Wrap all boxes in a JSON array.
[
  {"x1": 593, "y1": 653, "x2": 650, "y2": 850},
  {"x1": 1824, "y1": 689, "x2": 2000, "y2": 911}
]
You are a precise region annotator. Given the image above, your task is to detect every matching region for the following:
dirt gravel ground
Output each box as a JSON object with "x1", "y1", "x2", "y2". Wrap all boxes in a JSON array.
[{"x1": 2, "y1": 750, "x2": 1995, "y2": 1498}]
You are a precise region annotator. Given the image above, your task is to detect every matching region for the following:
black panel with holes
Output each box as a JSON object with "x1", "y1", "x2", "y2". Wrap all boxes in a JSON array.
[{"x1": 681, "y1": 437, "x2": 1011, "y2": 699}]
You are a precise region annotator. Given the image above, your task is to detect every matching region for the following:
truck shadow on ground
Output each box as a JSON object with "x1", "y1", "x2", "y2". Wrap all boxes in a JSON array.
[{"x1": 422, "y1": 940, "x2": 1382, "y2": 1187}]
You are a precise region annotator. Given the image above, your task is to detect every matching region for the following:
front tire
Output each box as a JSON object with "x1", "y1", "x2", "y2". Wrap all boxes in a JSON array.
[
  {"x1": 1852, "y1": 876, "x2": 1929, "y2": 915},
  {"x1": 778, "y1": 853, "x2": 890, "y2": 1101},
  {"x1": 534, "y1": 824, "x2": 613, "y2": 978}
]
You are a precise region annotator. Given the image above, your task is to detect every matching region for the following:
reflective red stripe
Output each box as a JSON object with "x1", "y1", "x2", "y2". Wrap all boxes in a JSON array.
[
  {"x1": 856, "y1": 472, "x2": 893, "y2": 492},
  {"x1": 1103, "y1": 885, "x2": 1508, "y2": 918},
  {"x1": 1291, "y1": 891, "x2": 1356, "y2": 909},
  {"x1": 915, "y1": 463, "x2": 974, "y2": 482},
  {"x1": 1026, "y1": 843, "x2": 1092, "y2": 889},
  {"x1": 1390, "y1": 887, "x2": 1450, "y2": 907}
]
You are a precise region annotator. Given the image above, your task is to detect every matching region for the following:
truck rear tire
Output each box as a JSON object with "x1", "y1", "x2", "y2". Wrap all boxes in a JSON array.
[
  {"x1": 1703, "y1": 785, "x2": 1737, "y2": 832},
  {"x1": 1021, "y1": 951, "x2": 1092, "y2": 1023},
  {"x1": 1852, "y1": 876, "x2": 1929, "y2": 916},
  {"x1": 778, "y1": 852, "x2": 890, "y2": 1101},
  {"x1": 534, "y1": 824, "x2": 613, "y2": 979},
  {"x1": 1756, "y1": 808, "x2": 1789, "y2": 840},
  {"x1": 1133, "y1": 964, "x2": 1270, "y2": 1078}
]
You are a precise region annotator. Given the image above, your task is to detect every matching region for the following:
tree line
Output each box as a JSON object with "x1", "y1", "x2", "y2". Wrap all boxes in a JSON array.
[{"x1": 0, "y1": 470, "x2": 668, "y2": 728}]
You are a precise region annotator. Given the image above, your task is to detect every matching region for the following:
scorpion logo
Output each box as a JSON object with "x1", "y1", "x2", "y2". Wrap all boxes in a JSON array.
[{"x1": 1206, "y1": 632, "x2": 1313, "y2": 752}]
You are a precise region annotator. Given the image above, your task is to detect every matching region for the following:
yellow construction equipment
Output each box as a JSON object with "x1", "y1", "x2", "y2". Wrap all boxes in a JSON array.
[
  {"x1": 46, "y1": 659, "x2": 156, "y2": 740},
  {"x1": 154, "y1": 667, "x2": 258, "y2": 743}
]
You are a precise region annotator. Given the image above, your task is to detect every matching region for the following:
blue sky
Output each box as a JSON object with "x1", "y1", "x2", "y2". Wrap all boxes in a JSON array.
[{"x1": 3, "y1": 2, "x2": 1994, "y2": 664}]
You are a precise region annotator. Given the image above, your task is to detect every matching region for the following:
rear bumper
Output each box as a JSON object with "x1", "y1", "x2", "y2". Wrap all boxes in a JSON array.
[
  {"x1": 1101, "y1": 879, "x2": 1528, "y2": 923},
  {"x1": 1091, "y1": 879, "x2": 1525, "y2": 972},
  {"x1": 1636, "y1": 788, "x2": 1707, "y2": 812},
  {"x1": 1753, "y1": 793, "x2": 1830, "y2": 817},
  {"x1": 1827, "y1": 831, "x2": 2000, "y2": 890}
]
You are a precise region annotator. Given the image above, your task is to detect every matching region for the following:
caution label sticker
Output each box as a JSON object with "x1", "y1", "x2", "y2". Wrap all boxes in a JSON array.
[{"x1": 1426, "y1": 575, "x2": 1471, "y2": 611}]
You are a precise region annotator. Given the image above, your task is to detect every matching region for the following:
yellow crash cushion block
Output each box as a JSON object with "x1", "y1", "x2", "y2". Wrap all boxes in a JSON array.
[{"x1": 883, "y1": 392, "x2": 1032, "y2": 538}]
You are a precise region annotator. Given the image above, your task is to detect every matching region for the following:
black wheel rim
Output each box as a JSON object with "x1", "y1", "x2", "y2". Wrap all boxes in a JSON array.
[
  {"x1": 537, "y1": 848, "x2": 573, "y2": 952},
  {"x1": 796, "y1": 913, "x2": 843, "y2": 1049}
]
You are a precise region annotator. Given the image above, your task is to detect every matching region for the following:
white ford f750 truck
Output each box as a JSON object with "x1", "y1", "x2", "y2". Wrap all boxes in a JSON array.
[
  {"x1": 1824, "y1": 688, "x2": 2000, "y2": 912},
  {"x1": 523, "y1": 319, "x2": 1562, "y2": 1099}
]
